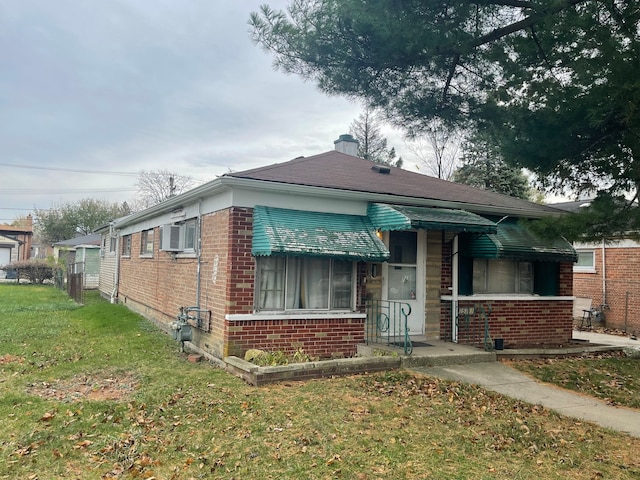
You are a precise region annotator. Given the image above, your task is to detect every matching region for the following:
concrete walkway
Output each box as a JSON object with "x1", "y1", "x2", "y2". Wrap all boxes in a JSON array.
[
  {"x1": 411, "y1": 331, "x2": 640, "y2": 438},
  {"x1": 573, "y1": 329, "x2": 640, "y2": 349}
]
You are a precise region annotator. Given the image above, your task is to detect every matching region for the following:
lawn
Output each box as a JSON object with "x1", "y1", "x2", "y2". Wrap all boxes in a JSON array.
[
  {"x1": 1, "y1": 284, "x2": 639, "y2": 479},
  {"x1": 509, "y1": 353, "x2": 640, "y2": 409}
]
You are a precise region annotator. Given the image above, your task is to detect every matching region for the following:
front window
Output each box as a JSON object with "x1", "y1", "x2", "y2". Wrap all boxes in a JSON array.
[
  {"x1": 256, "y1": 257, "x2": 354, "y2": 311},
  {"x1": 473, "y1": 259, "x2": 533, "y2": 294},
  {"x1": 140, "y1": 229, "x2": 154, "y2": 256}
]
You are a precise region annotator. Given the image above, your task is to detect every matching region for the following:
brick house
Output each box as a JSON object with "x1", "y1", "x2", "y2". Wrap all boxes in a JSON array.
[
  {"x1": 106, "y1": 136, "x2": 576, "y2": 359},
  {"x1": 554, "y1": 199, "x2": 640, "y2": 335},
  {"x1": 0, "y1": 215, "x2": 33, "y2": 269}
]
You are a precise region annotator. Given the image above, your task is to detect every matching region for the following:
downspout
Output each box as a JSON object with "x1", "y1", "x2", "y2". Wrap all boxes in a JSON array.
[
  {"x1": 601, "y1": 238, "x2": 606, "y2": 308},
  {"x1": 196, "y1": 199, "x2": 203, "y2": 310},
  {"x1": 452, "y1": 234, "x2": 459, "y2": 343},
  {"x1": 111, "y1": 222, "x2": 120, "y2": 304}
]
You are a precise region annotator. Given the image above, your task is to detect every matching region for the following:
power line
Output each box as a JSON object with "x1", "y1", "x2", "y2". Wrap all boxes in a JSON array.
[
  {"x1": 0, "y1": 162, "x2": 139, "y2": 176},
  {"x1": 3, "y1": 188, "x2": 136, "y2": 194},
  {"x1": 0, "y1": 207, "x2": 45, "y2": 210}
]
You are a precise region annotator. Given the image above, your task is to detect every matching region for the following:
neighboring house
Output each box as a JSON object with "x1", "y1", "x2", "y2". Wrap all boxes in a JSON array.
[
  {"x1": 95, "y1": 217, "x2": 128, "y2": 303},
  {"x1": 554, "y1": 199, "x2": 640, "y2": 334},
  {"x1": 53, "y1": 233, "x2": 102, "y2": 289},
  {"x1": 109, "y1": 135, "x2": 575, "y2": 359},
  {"x1": 0, "y1": 215, "x2": 34, "y2": 270}
]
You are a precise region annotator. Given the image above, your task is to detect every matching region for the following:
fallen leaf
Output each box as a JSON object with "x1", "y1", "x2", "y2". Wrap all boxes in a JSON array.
[{"x1": 40, "y1": 411, "x2": 56, "y2": 422}]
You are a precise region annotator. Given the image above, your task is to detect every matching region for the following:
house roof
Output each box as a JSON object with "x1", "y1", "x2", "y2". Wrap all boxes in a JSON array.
[
  {"x1": 53, "y1": 233, "x2": 101, "y2": 247},
  {"x1": 0, "y1": 224, "x2": 32, "y2": 235},
  {"x1": 94, "y1": 215, "x2": 132, "y2": 233},
  {"x1": 116, "y1": 150, "x2": 565, "y2": 230},
  {"x1": 551, "y1": 199, "x2": 594, "y2": 213},
  {"x1": 228, "y1": 152, "x2": 562, "y2": 217},
  {"x1": 0, "y1": 234, "x2": 19, "y2": 247}
]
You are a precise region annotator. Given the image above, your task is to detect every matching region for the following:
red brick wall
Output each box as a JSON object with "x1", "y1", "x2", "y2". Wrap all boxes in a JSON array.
[
  {"x1": 224, "y1": 208, "x2": 254, "y2": 314},
  {"x1": 118, "y1": 232, "x2": 198, "y2": 316},
  {"x1": 574, "y1": 246, "x2": 640, "y2": 333},
  {"x1": 225, "y1": 317, "x2": 365, "y2": 358},
  {"x1": 441, "y1": 299, "x2": 573, "y2": 347},
  {"x1": 118, "y1": 209, "x2": 234, "y2": 356},
  {"x1": 118, "y1": 206, "x2": 371, "y2": 359},
  {"x1": 439, "y1": 242, "x2": 574, "y2": 346}
]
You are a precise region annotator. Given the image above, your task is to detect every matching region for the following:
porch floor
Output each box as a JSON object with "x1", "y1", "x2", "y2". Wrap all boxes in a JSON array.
[{"x1": 358, "y1": 337, "x2": 496, "y2": 368}]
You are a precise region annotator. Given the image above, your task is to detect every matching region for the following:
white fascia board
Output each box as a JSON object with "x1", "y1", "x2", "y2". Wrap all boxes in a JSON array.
[
  {"x1": 223, "y1": 178, "x2": 562, "y2": 218},
  {"x1": 576, "y1": 238, "x2": 640, "y2": 249},
  {"x1": 114, "y1": 176, "x2": 559, "y2": 233},
  {"x1": 115, "y1": 178, "x2": 230, "y2": 231},
  {"x1": 230, "y1": 187, "x2": 368, "y2": 216}
]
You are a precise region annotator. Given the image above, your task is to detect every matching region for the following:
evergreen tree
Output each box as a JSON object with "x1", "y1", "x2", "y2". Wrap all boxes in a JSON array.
[
  {"x1": 251, "y1": 1, "x2": 640, "y2": 239},
  {"x1": 453, "y1": 138, "x2": 531, "y2": 199}
]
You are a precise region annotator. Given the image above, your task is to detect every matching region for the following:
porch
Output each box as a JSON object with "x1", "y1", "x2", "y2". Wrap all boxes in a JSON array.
[{"x1": 357, "y1": 336, "x2": 496, "y2": 368}]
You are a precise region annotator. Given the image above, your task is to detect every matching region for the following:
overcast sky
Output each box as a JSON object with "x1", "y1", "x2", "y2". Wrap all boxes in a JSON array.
[{"x1": 0, "y1": 0, "x2": 413, "y2": 224}]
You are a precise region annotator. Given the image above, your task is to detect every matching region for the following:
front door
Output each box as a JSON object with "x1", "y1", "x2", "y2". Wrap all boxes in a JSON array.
[{"x1": 383, "y1": 230, "x2": 425, "y2": 335}]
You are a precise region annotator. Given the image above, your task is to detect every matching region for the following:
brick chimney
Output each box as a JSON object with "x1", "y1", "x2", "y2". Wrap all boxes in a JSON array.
[{"x1": 334, "y1": 134, "x2": 359, "y2": 156}]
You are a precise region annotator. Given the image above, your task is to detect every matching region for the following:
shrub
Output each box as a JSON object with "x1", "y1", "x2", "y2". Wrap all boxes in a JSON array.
[
  {"x1": 246, "y1": 348, "x2": 315, "y2": 366},
  {"x1": 2, "y1": 259, "x2": 56, "y2": 284}
]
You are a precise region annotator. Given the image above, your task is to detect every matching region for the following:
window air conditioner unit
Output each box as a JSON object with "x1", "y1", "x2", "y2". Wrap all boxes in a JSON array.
[{"x1": 160, "y1": 224, "x2": 184, "y2": 251}]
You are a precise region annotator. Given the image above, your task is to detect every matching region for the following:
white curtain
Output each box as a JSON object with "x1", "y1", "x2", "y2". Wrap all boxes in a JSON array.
[
  {"x1": 259, "y1": 257, "x2": 285, "y2": 309},
  {"x1": 301, "y1": 258, "x2": 329, "y2": 309}
]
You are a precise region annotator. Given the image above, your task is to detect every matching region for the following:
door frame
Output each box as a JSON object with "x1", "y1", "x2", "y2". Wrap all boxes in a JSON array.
[{"x1": 381, "y1": 229, "x2": 426, "y2": 335}]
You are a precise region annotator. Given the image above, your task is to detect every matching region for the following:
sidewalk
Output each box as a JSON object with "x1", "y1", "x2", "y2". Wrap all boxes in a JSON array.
[
  {"x1": 411, "y1": 331, "x2": 640, "y2": 438},
  {"x1": 573, "y1": 329, "x2": 640, "y2": 349}
]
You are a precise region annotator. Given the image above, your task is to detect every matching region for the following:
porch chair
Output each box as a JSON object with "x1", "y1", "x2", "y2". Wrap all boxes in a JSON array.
[{"x1": 573, "y1": 297, "x2": 595, "y2": 330}]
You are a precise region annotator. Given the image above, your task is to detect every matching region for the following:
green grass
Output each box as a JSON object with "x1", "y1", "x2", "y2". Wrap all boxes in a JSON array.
[
  {"x1": 1, "y1": 284, "x2": 639, "y2": 479},
  {"x1": 510, "y1": 354, "x2": 640, "y2": 409}
]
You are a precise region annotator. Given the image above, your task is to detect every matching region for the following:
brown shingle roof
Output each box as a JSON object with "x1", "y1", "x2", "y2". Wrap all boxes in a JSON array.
[{"x1": 229, "y1": 151, "x2": 560, "y2": 216}]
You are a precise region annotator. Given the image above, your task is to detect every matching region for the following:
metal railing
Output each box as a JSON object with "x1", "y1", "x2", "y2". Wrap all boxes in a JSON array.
[
  {"x1": 365, "y1": 299, "x2": 413, "y2": 355},
  {"x1": 455, "y1": 301, "x2": 493, "y2": 350}
]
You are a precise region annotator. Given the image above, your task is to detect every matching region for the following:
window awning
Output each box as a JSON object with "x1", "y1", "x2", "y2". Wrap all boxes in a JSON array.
[
  {"x1": 461, "y1": 219, "x2": 577, "y2": 262},
  {"x1": 367, "y1": 203, "x2": 498, "y2": 233},
  {"x1": 252, "y1": 206, "x2": 390, "y2": 262}
]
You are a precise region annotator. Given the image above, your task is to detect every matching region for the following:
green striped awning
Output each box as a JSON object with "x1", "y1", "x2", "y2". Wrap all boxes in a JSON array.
[
  {"x1": 367, "y1": 203, "x2": 497, "y2": 233},
  {"x1": 462, "y1": 218, "x2": 577, "y2": 262},
  {"x1": 252, "y1": 206, "x2": 389, "y2": 261}
]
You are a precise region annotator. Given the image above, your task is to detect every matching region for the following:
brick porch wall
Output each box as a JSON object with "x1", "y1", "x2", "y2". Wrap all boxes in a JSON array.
[
  {"x1": 441, "y1": 299, "x2": 574, "y2": 347},
  {"x1": 439, "y1": 242, "x2": 575, "y2": 346}
]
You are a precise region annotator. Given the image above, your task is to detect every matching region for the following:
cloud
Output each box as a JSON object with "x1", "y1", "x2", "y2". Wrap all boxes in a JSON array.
[{"x1": 0, "y1": 0, "x2": 412, "y2": 224}]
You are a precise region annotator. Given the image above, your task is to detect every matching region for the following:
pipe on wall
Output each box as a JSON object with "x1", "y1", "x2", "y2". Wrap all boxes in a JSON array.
[{"x1": 601, "y1": 238, "x2": 606, "y2": 308}]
